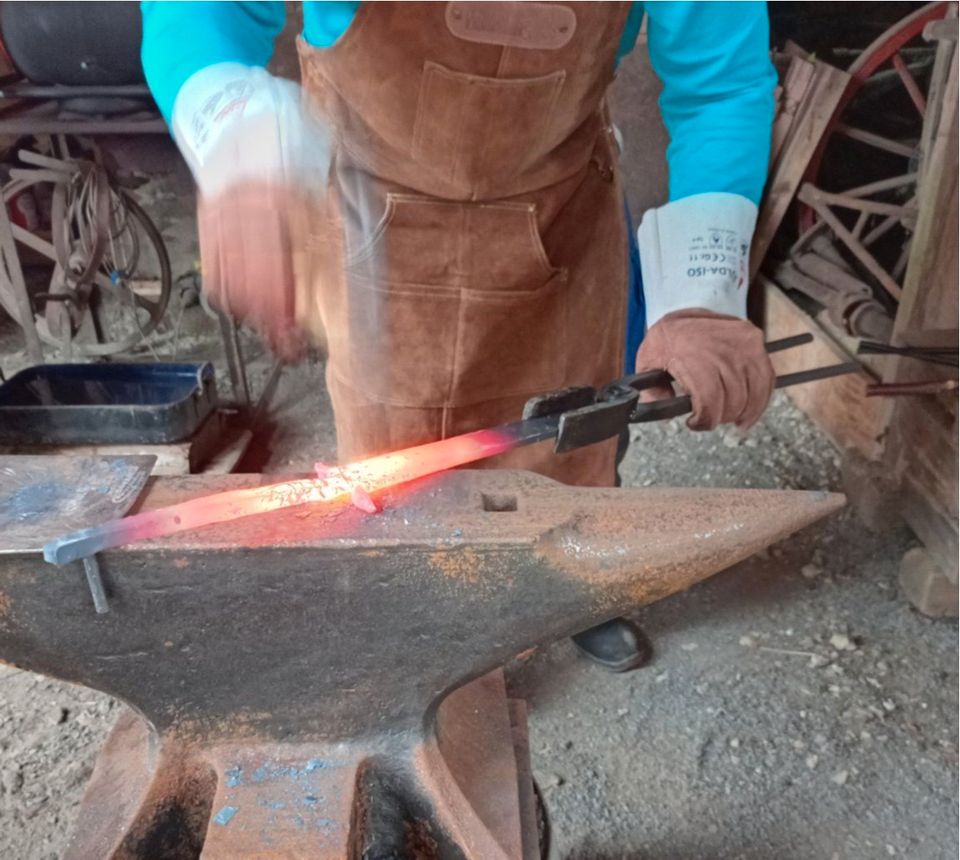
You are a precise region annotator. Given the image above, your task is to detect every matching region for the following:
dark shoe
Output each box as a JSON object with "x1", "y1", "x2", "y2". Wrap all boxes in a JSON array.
[{"x1": 571, "y1": 617, "x2": 652, "y2": 673}]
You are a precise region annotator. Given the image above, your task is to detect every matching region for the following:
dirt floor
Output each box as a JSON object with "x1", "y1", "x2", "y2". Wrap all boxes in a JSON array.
[{"x1": 0, "y1": 39, "x2": 957, "y2": 860}]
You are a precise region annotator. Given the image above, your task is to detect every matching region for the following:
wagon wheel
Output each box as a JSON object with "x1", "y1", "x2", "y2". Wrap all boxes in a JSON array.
[
  {"x1": 796, "y1": 1, "x2": 953, "y2": 297},
  {"x1": 0, "y1": 153, "x2": 172, "y2": 357}
]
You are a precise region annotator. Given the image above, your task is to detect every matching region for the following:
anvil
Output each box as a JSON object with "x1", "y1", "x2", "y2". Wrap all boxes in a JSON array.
[{"x1": 0, "y1": 455, "x2": 843, "y2": 858}]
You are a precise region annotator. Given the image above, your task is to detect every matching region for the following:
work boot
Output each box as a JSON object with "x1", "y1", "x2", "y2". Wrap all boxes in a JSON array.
[{"x1": 571, "y1": 617, "x2": 652, "y2": 673}]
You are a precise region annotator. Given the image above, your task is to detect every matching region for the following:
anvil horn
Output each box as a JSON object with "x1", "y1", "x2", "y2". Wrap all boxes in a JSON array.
[{"x1": 0, "y1": 463, "x2": 843, "y2": 858}]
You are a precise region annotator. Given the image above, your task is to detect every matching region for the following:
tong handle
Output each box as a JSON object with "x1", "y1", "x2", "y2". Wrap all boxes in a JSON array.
[{"x1": 630, "y1": 360, "x2": 862, "y2": 424}]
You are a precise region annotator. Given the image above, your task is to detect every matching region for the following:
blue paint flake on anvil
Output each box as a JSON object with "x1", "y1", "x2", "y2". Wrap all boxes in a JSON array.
[
  {"x1": 213, "y1": 805, "x2": 239, "y2": 826},
  {"x1": 249, "y1": 758, "x2": 330, "y2": 784}
]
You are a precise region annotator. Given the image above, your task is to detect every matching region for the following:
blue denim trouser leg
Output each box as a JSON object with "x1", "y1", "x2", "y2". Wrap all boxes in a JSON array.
[
  {"x1": 624, "y1": 203, "x2": 646, "y2": 373},
  {"x1": 617, "y1": 203, "x2": 646, "y2": 481}
]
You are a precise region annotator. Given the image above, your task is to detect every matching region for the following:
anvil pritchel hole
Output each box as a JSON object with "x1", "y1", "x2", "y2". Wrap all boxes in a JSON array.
[{"x1": 481, "y1": 493, "x2": 518, "y2": 513}]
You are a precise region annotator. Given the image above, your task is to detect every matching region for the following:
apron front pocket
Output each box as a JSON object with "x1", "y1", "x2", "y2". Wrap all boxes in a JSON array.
[{"x1": 336, "y1": 194, "x2": 568, "y2": 407}]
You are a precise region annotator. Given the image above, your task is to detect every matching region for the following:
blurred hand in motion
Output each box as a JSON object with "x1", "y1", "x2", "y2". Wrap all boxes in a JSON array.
[{"x1": 173, "y1": 63, "x2": 331, "y2": 361}]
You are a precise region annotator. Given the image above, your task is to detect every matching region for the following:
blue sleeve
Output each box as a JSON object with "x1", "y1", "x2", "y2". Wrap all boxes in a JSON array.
[
  {"x1": 644, "y1": 2, "x2": 777, "y2": 205},
  {"x1": 141, "y1": 1, "x2": 286, "y2": 124}
]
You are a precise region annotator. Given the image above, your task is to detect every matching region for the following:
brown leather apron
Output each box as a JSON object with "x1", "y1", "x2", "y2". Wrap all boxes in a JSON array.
[{"x1": 296, "y1": 1, "x2": 631, "y2": 486}]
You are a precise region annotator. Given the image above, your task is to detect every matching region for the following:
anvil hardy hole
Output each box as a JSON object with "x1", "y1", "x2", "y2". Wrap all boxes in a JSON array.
[{"x1": 481, "y1": 493, "x2": 518, "y2": 513}]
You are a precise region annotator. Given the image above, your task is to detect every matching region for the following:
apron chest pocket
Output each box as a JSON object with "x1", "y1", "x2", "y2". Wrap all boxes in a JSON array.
[{"x1": 412, "y1": 61, "x2": 565, "y2": 196}]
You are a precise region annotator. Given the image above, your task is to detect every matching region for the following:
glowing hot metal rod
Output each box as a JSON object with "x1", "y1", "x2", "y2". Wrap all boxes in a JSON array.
[{"x1": 43, "y1": 419, "x2": 556, "y2": 565}]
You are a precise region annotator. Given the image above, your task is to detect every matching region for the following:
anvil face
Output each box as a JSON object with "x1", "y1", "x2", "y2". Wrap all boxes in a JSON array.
[{"x1": 0, "y1": 458, "x2": 843, "y2": 858}]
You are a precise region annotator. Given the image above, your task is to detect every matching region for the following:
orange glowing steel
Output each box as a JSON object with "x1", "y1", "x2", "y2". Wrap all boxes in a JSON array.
[{"x1": 44, "y1": 426, "x2": 531, "y2": 565}]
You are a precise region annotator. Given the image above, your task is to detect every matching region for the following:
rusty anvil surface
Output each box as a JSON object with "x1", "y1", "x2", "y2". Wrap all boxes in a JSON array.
[{"x1": 0, "y1": 456, "x2": 844, "y2": 859}]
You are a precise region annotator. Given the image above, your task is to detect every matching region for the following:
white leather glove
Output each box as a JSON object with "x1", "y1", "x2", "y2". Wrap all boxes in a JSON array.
[
  {"x1": 634, "y1": 192, "x2": 775, "y2": 430},
  {"x1": 637, "y1": 192, "x2": 757, "y2": 325},
  {"x1": 171, "y1": 63, "x2": 331, "y2": 360}
]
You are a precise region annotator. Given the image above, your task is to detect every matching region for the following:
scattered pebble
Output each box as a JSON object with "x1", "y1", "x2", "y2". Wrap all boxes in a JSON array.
[
  {"x1": 831, "y1": 769, "x2": 849, "y2": 786},
  {"x1": 1, "y1": 768, "x2": 23, "y2": 796},
  {"x1": 722, "y1": 432, "x2": 741, "y2": 448},
  {"x1": 739, "y1": 636, "x2": 756, "y2": 648},
  {"x1": 801, "y1": 563, "x2": 823, "y2": 580},
  {"x1": 806, "y1": 754, "x2": 819, "y2": 769},
  {"x1": 830, "y1": 633, "x2": 857, "y2": 652},
  {"x1": 542, "y1": 773, "x2": 565, "y2": 789},
  {"x1": 729, "y1": 738, "x2": 741, "y2": 749},
  {"x1": 681, "y1": 642, "x2": 699, "y2": 652}
]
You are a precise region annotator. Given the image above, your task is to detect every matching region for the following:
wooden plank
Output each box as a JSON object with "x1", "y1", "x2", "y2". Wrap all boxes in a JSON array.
[
  {"x1": 770, "y1": 55, "x2": 817, "y2": 167},
  {"x1": 762, "y1": 277, "x2": 891, "y2": 460},
  {"x1": 885, "y1": 49, "x2": 959, "y2": 580},
  {"x1": 894, "y1": 54, "x2": 959, "y2": 343},
  {"x1": 751, "y1": 60, "x2": 850, "y2": 277}
]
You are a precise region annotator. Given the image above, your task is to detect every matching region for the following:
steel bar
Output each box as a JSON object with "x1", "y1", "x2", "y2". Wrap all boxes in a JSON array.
[
  {"x1": 764, "y1": 332, "x2": 815, "y2": 351},
  {"x1": 218, "y1": 311, "x2": 251, "y2": 408},
  {"x1": 857, "y1": 341, "x2": 958, "y2": 367},
  {"x1": 859, "y1": 340, "x2": 958, "y2": 359},
  {"x1": 42, "y1": 417, "x2": 558, "y2": 565},
  {"x1": 0, "y1": 117, "x2": 168, "y2": 135},
  {"x1": 251, "y1": 359, "x2": 284, "y2": 428},
  {"x1": 0, "y1": 83, "x2": 153, "y2": 100},
  {"x1": 81, "y1": 556, "x2": 110, "y2": 614},
  {"x1": 867, "y1": 379, "x2": 958, "y2": 396}
]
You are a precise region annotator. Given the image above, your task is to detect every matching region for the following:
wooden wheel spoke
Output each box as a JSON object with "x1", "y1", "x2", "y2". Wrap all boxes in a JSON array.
[
  {"x1": 891, "y1": 238, "x2": 913, "y2": 281},
  {"x1": 861, "y1": 213, "x2": 901, "y2": 247},
  {"x1": 834, "y1": 122, "x2": 918, "y2": 158},
  {"x1": 891, "y1": 51, "x2": 928, "y2": 117}
]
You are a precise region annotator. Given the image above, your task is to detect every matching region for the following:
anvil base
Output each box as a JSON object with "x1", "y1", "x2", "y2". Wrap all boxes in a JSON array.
[{"x1": 69, "y1": 671, "x2": 540, "y2": 859}]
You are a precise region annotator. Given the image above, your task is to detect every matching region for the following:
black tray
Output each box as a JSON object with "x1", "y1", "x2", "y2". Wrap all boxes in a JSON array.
[{"x1": 0, "y1": 363, "x2": 218, "y2": 445}]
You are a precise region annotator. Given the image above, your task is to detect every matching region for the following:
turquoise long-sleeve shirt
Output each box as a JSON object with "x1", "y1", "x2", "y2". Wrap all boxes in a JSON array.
[{"x1": 141, "y1": 1, "x2": 775, "y2": 204}]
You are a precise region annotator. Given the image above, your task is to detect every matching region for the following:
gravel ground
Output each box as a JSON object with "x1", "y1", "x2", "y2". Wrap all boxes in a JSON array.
[
  {"x1": 515, "y1": 405, "x2": 958, "y2": 860},
  {"x1": 0, "y1": 36, "x2": 956, "y2": 860}
]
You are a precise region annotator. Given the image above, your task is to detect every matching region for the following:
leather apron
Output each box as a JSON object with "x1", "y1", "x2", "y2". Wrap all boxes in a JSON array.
[{"x1": 296, "y1": 1, "x2": 631, "y2": 486}]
